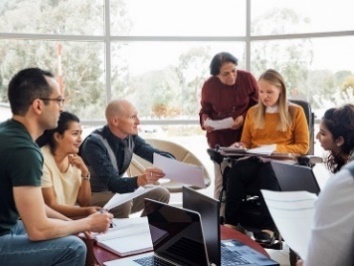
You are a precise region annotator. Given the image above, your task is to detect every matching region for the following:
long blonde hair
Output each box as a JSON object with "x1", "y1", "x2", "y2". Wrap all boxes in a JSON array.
[{"x1": 253, "y1": 69, "x2": 292, "y2": 131}]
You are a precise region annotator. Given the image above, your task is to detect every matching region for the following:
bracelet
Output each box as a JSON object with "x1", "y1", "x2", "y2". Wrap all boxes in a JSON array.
[{"x1": 81, "y1": 174, "x2": 90, "y2": 181}]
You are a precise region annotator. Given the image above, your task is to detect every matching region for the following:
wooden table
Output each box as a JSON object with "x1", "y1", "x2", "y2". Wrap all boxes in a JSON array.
[{"x1": 92, "y1": 225, "x2": 270, "y2": 265}]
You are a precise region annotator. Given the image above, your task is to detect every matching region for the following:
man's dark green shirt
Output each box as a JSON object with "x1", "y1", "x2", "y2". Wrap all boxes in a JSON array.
[{"x1": 0, "y1": 119, "x2": 43, "y2": 235}]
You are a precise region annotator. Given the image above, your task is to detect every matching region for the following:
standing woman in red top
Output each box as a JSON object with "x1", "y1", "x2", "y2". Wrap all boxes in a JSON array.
[{"x1": 199, "y1": 52, "x2": 259, "y2": 201}]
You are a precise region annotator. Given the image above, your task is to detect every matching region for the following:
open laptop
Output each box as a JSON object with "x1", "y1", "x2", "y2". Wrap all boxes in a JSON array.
[
  {"x1": 104, "y1": 198, "x2": 210, "y2": 266},
  {"x1": 270, "y1": 161, "x2": 321, "y2": 195},
  {"x1": 183, "y1": 186, "x2": 279, "y2": 266}
]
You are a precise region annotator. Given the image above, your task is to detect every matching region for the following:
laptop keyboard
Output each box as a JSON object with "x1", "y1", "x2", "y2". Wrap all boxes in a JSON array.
[
  {"x1": 134, "y1": 256, "x2": 175, "y2": 266},
  {"x1": 221, "y1": 246, "x2": 251, "y2": 265}
]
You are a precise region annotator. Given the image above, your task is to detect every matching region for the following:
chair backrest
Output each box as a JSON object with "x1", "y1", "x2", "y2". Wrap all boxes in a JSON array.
[
  {"x1": 127, "y1": 138, "x2": 211, "y2": 193},
  {"x1": 289, "y1": 99, "x2": 315, "y2": 155}
]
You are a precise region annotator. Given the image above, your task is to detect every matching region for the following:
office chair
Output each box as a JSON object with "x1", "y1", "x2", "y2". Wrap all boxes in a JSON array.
[
  {"x1": 289, "y1": 99, "x2": 315, "y2": 155},
  {"x1": 212, "y1": 100, "x2": 315, "y2": 254}
]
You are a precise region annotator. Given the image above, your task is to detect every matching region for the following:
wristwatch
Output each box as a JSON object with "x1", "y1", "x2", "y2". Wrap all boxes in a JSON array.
[{"x1": 81, "y1": 173, "x2": 90, "y2": 181}]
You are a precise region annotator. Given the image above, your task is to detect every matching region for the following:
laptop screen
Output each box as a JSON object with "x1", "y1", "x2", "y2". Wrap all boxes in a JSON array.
[
  {"x1": 144, "y1": 198, "x2": 209, "y2": 266},
  {"x1": 271, "y1": 161, "x2": 321, "y2": 195},
  {"x1": 183, "y1": 186, "x2": 221, "y2": 266}
]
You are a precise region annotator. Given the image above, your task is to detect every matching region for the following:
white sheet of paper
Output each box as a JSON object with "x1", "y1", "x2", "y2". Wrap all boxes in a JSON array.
[
  {"x1": 95, "y1": 217, "x2": 153, "y2": 257},
  {"x1": 261, "y1": 189, "x2": 318, "y2": 259},
  {"x1": 204, "y1": 117, "x2": 234, "y2": 130},
  {"x1": 153, "y1": 153, "x2": 205, "y2": 188},
  {"x1": 247, "y1": 144, "x2": 276, "y2": 155},
  {"x1": 103, "y1": 186, "x2": 155, "y2": 211},
  {"x1": 95, "y1": 217, "x2": 150, "y2": 241}
]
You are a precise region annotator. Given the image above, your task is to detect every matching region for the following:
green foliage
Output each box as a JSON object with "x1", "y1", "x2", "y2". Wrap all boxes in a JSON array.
[
  {"x1": 1, "y1": 1, "x2": 352, "y2": 122},
  {"x1": 0, "y1": 0, "x2": 108, "y2": 119},
  {"x1": 341, "y1": 76, "x2": 354, "y2": 92}
]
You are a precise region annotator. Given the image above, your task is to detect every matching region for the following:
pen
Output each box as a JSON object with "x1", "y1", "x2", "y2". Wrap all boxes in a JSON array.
[{"x1": 99, "y1": 209, "x2": 115, "y2": 228}]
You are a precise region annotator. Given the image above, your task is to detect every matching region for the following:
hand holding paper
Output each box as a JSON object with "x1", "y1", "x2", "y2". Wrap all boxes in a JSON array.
[
  {"x1": 153, "y1": 153, "x2": 205, "y2": 188},
  {"x1": 204, "y1": 117, "x2": 234, "y2": 130},
  {"x1": 103, "y1": 186, "x2": 155, "y2": 211}
]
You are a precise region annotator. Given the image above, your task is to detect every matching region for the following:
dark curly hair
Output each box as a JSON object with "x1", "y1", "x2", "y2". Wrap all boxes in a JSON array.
[
  {"x1": 36, "y1": 111, "x2": 80, "y2": 152},
  {"x1": 322, "y1": 104, "x2": 354, "y2": 173}
]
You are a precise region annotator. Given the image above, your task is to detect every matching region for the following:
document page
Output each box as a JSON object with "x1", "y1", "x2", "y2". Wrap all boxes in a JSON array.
[
  {"x1": 153, "y1": 153, "x2": 205, "y2": 188},
  {"x1": 261, "y1": 189, "x2": 318, "y2": 259},
  {"x1": 204, "y1": 117, "x2": 234, "y2": 130},
  {"x1": 247, "y1": 144, "x2": 276, "y2": 155},
  {"x1": 95, "y1": 217, "x2": 153, "y2": 256},
  {"x1": 103, "y1": 186, "x2": 155, "y2": 211}
]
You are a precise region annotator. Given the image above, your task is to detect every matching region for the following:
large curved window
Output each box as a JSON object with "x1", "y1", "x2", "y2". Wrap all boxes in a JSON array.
[{"x1": 0, "y1": 0, "x2": 353, "y2": 160}]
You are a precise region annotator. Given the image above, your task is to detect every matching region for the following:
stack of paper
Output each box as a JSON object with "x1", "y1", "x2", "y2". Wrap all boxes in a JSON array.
[
  {"x1": 219, "y1": 145, "x2": 298, "y2": 160},
  {"x1": 261, "y1": 189, "x2": 318, "y2": 259},
  {"x1": 95, "y1": 217, "x2": 153, "y2": 257}
]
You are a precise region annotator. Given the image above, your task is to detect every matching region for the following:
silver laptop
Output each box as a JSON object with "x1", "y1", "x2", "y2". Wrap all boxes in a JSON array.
[
  {"x1": 183, "y1": 186, "x2": 279, "y2": 266},
  {"x1": 104, "y1": 198, "x2": 210, "y2": 266},
  {"x1": 270, "y1": 161, "x2": 321, "y2": 195}
]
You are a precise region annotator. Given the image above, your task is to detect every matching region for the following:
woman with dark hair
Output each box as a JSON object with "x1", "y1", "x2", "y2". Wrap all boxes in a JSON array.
[
  {"x1": 296, "y1": 104, "x2": 354, "y2": 266},
  {"x1": 316, "y1": 104, "x2": 354, "y2": 173},
  {"x1": 199, "y1": 52, "x2": 259, "y2": 200},
  {"x1": 224, "y1": 69, "x2": 309, "y2": 243},
  {"x1": 37, "y1": 111, "x2": 101, "y2": 218}
]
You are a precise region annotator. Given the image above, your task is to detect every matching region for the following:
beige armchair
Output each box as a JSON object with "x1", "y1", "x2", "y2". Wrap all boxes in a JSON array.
[{"x1": 127, "y1": 138, "x2": 211, "y2": 192}]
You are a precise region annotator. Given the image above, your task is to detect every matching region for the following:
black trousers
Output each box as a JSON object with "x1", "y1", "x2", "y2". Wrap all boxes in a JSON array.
[{"x1": 224, "y1": 157, "x2": 280, "y2": 229}]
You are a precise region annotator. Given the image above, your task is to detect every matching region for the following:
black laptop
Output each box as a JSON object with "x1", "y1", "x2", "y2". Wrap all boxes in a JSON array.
[
  {"x1": 270, "y1": 161, "x2": 321, "y2": 195},
  {"x1": 105, "y1": 198, "x2": 210, "y2": 266},
  {"x1": 183, "y1": 186, "x2": 279, "y2": 266}
]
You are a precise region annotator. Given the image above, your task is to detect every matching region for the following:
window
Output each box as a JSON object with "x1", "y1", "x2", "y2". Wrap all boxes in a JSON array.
[
  {"x1": 0, "y1": 0, "x2": 353, "y2": 158},
  {"x1": 251, "y1": 0, "x2": 354, "y2": 35},
  {"x1": 111, "y1": 41, "x2": 245, "y2": 119},
  {"x1": 110, "y1": 0, "x2": 246, "y2": 36},
  {"x1": 0, "y1": 1, "x2": 104, "y2": 35}
]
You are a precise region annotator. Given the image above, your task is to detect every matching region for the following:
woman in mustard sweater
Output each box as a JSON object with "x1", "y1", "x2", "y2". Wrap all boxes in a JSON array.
[{"x1": 224, "y1": 69, "x2": 309, "y2": 243}]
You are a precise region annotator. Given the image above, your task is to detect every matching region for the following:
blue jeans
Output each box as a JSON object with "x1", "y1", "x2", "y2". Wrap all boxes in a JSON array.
[{"x1": 0, "y1": 220, "x2": 86, "y2": 266}]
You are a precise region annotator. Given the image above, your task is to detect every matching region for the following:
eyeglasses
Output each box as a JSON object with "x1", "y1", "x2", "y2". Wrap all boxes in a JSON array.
[{"x1": 40, "y1": 97, "x2": 65, "y2": 107}]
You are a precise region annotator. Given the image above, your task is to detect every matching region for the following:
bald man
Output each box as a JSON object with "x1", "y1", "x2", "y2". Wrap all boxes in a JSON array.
[{"x1": 80, "y1": 99, "x2": 173, "y2": 218}]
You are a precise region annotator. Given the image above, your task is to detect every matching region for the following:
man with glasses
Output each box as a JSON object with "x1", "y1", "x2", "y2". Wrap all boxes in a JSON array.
[
  {"x1": 0, "y1": 68, "x2": 112, "y2": 265},
  {"x1": 40, "y1": 96, "x2": 66, "y2": 107},
  {"x1": 80, "y1": 99, "x2": 174, "y2": 218}
]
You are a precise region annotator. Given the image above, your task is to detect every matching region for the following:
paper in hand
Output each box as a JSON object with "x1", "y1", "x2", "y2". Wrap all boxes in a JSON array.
[
  {"x1": 103, "y1": 186, "x2": 155, "y2": 211},
  {"x1": 153, "y1": 153, "x2": 205, "y2": 188},
  {"x1": 204, "y1": 117, "x2": 234, "y2": 130}
]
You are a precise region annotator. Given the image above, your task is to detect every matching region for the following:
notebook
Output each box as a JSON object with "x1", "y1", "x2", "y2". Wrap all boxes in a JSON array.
[
  {"x1": 182, "y1": 186, "x2": 279, "y2": 266},
  {"x1": 270, "y1": 161, "x2": 321, "y2": 195},
  {"x1": 104, "y1": 198, "x2": 210, "y2": 266},
  {"x1": 95, "y1": 217, "x2": 153, "y2": 257}
]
